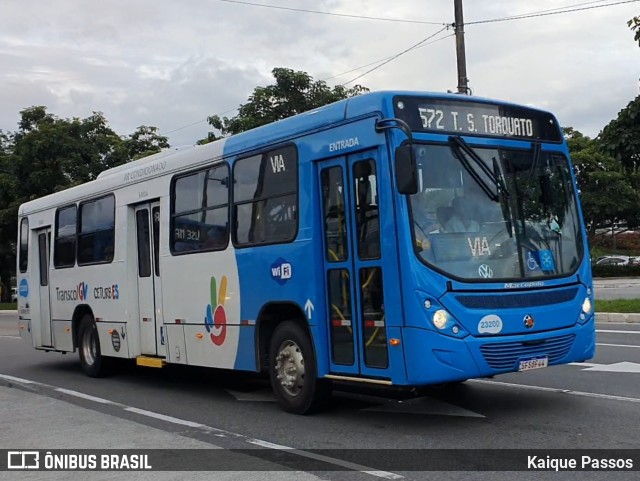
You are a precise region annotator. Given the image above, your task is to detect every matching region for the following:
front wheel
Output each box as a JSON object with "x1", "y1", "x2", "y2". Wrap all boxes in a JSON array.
[
  {"x1": 78, "y1": 315, "x2": 110, "y2": 377},
  {"x1": 269, "y1": 321, "x2": 331, "y2": 414}
]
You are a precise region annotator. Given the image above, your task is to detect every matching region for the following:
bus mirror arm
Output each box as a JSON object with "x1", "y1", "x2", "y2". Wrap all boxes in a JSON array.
[{"x1": 375, "y1": 118, "x2": 418, "y2": 195}]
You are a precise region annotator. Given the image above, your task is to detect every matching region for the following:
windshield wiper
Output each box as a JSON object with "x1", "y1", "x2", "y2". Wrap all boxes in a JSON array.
[
  {"x1": 529, "y1": 141, "x2": 541, "y2": 176},
  {"x1": 448, "y1": 136, "x2": 509, "y2": 202},
  {"x1": 493, "y1": 156, "x2": 513, "y2": 238}
]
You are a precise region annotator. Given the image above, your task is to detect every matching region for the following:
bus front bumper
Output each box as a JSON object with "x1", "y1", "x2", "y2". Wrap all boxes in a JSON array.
[{"x1": 401, "y1": 316, "x2": 596, "y2": 386}]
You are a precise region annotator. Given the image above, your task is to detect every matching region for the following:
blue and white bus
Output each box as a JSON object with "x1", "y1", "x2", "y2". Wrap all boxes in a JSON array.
[{"x1": 16, "y1": 91, "x2": 595, "y2": 414}]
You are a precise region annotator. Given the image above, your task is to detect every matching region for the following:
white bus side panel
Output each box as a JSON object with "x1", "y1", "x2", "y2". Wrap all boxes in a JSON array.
[
  {"x1": 52, "y1": 320, "x2": 73, "y2": 352},
  {"x1": 165, "y1": 324, "x2": 187, "y2": 364},
  {"x1": 161, "y1": 246, "x2": 241, "y2": 369},
  {"x1": 97, "y1": 321, "x2": 130, "y2": 358},
  {"x1": 48, "y1": 203, "x2": 134, "y2": 356}
]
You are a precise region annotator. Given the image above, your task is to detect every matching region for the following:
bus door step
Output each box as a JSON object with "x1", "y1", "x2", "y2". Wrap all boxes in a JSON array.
[{"x1": 136, "y1": 356, "x2": 166, "y2": 368}]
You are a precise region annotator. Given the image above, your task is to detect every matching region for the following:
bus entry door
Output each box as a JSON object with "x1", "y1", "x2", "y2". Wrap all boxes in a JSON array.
[
  {"x1": 134, "y1": 202, "x2": 164, "y2": 357},
  {"x1": 319, "y1": 152, "x2": 392, "y2": 378}
]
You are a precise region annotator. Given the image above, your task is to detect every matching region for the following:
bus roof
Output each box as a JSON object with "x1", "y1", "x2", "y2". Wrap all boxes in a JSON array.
[{"x1": 19, "y1": 90, "x2": 557, "y2": 216}]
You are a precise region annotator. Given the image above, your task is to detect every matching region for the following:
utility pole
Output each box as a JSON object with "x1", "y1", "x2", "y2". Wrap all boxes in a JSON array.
[{"x1": 454, "y1": 0, "x2": 469, "y2": 94}]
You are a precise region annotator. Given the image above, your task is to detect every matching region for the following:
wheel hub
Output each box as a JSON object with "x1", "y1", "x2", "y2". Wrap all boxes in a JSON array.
[
  {"x1": 82, "y1": 327, "x2": 97, "y2": 366},
  {"x1": 275, "y1": 341, "x2": 305, "y2": 396}
]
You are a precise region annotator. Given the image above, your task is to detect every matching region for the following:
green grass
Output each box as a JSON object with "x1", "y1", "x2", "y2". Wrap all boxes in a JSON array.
[
  {"x1": 595, "y1": 299, "x2": 640, "y2": 313},
  {"x1": 0, "y1": 303, "x2": 17, "y2": 310}
]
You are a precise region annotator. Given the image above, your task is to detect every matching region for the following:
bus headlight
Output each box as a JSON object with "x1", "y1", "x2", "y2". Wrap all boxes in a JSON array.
[
  {"x1": 582, "y1": 297, "x2": 592, "y2": 315},
  {"x1": 432, "y1": 309, "x2": 450, "y2": 329}
]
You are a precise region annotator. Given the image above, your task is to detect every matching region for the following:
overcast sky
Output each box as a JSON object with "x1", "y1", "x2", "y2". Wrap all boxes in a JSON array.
[{"x1": 1, "y1": 0, "x2": 638, "y2": 147}]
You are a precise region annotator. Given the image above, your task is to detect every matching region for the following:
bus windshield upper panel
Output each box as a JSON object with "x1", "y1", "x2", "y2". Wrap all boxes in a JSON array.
[{"x1": 409, "y1": 143, "x2": 584, "y2": 281}]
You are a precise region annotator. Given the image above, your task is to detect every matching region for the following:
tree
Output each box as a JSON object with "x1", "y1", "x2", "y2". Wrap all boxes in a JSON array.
[
  {"x1": 598, "y1": 96, "x2": 640, "y2": 174},
  {"x1": 564, "y1": 128, "x2": 640, "y2": 235},
  {"x1": 0, "y1": 107, "x2": 169, "y2": 300},
  {"x1": 200, "y1": 68, "x2": 368, "y2": 143},
  {"x1": 125, "y1": 125, "x2": 170, "y2": 160},
  {"x1": 629, "y1": 16, "x2": 640, "y2": 46},
  {"x1": 11, "y1": 107, "x2": 127, "y2": 192},
  {"x1": 0, "y1": 130, "x2": 18, "y2": 300}
]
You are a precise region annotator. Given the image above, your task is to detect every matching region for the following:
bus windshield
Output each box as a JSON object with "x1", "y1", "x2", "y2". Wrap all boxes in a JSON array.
[{"x1": 409, "y1": 142, "x2": 584, "y2": 281}]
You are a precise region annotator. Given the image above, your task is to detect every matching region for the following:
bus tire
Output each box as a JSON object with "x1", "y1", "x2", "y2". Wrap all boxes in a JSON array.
[
  {"x1": 78, "y1": 315, "x2": 110, "y2": 377},
  {"x1": 269, "y1": 321, "x2": 331, "y2": 414}
]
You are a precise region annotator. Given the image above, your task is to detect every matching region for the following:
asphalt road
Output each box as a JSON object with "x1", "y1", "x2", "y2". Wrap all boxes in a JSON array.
[
  {"x1": 1, "y1": 312, "x2": 639, "y2": 480},
  {"x1": 593, "y1": 278, "x2": 640, "y2": 300}
]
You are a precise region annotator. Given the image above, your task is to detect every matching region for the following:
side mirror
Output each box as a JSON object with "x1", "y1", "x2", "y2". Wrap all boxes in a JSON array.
[{"x1": 395, "y1": 144, "x2": 418, "y2": 195}]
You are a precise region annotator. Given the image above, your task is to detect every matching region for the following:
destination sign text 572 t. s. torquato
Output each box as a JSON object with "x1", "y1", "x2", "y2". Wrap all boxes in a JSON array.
[{"x1": 393, "y1": 96, "x2": 563, "y2": 142}]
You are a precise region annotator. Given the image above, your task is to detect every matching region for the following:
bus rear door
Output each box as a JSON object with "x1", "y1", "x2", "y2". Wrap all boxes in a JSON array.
[
  {"x1": 35, "y1": 227, "x2": 52, "y2": 347},
  {"x1": 134, "y1": 202, "x2": 165, "y2": 357},
  {"x1": 319, "y1": 151, "x2": 397, "y2": 380}
]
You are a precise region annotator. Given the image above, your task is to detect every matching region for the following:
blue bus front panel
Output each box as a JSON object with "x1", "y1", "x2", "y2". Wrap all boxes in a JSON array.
[{"x1": 401, "y1": 315, "x2": 595, "y2": 385}]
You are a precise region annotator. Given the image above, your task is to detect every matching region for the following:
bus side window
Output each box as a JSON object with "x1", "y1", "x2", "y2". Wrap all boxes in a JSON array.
[
  {"x1": 321, "y1": 166, "x2": 347, "y2": 262},
  {"x1": 78, "y1": 195, "x2": 115, "y2": 265},
  {"x1": 171, "y1": 164, "x2": 229, "y2": 254},
  {"x1": 19, "y1": 218, "x2": 29, "y2": 272},
  {"x1": 54, "y1": 205, "x2": 77, "y2": 268},
  {"x1": 233, "y1": 145, "x2": 298, "y2": 247},
  {"x1": 353, "y1": 160, "x2": 380, "y2": 260}
]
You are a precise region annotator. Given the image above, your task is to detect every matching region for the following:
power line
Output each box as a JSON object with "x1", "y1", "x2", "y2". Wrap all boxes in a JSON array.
[
  {"x1": 467, "y1": 0, "x2": 640, "y2": 26},
  {"x1": 162, "y1": 32, "x2": 453, "y2": 137},
  {"x1": 341, "y1": 27, "x2": 450, "y2": 86},
  {"x1": 326, "y1": 33, "x2": 454, "y2": 82},
  {"x1": 163, "y1": 30, "x2": 453, "y2": 136},
  {"x1": 512, "y1": 0, "x2": 612, "y2": 16},
  {"x1": 215, "y1": 0, "x2": 446, "y2": 25},
  {"x1": 163, "y1": 0, "x2": 639, "y2": 137},
  {"x1": 163, "y1": 107, "x2": 237, "y2": 135}
]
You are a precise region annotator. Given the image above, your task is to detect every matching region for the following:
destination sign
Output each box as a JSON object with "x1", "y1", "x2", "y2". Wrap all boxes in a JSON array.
[{"x1": 393, "y1": 96, "x2": 562, "y2": 142}]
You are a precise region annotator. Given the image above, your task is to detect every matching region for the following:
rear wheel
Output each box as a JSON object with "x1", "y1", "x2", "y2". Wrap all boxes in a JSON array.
[
  {"x1": 78, "y1": 315, "x2": 110, "y2": 377},
  {"x1": 269, "y1": 321, "x2": 331, "y2": 414}
]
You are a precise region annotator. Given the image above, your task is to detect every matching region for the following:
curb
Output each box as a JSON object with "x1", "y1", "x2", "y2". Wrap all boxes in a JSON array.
[{"x1": 595, "y1": 312, "x2": 640, "y2": 323}]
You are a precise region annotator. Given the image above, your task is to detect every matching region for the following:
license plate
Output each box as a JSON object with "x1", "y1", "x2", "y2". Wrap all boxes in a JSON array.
[{"x1": 518, "y1": 356, "x2": 548, "y2": 371}]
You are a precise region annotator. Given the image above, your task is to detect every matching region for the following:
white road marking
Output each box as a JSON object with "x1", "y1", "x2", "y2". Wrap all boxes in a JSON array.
[
  {"x1": 247, "y1": 439, "x2": 403, "y2": 479},
  {"x1": 0, "y1": 372, "x2": 403, "y2": 479},
  {"x1": 247, "y1": 439, "x2": 294, "y2": 450},
  {"x1": 0, "y1": 373, "x2": 36, "y2": 384},
  {"x1": 0, "y1": 335, "x2": 22, "y2": 339},
  {"x1": 55, "y1": 388, "x2": 119, "y2": 404},
  {"x1": 124, "y1": 407, "x2": 208, "y2": 429},
  {"x1": 471, "y1": 379, "x2": 640, "y2": 403},
  {"x1": 568, "y1": 361, "x2": 640, "y2": 373},
  {"x1": 597, "y1": 342, "x2": 640, "y2": 349}
]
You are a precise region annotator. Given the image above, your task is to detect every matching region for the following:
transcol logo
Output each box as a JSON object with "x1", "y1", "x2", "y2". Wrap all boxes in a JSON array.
[
  {"x1": 79, "y1": 282, "x2": 88, "y2": 301},
  {"x1": 56, "y1": 282, "x2": 88, "y2": 302},
  {"x1": 204, "y1": 275, "x2": 228, "y2": 346}
]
